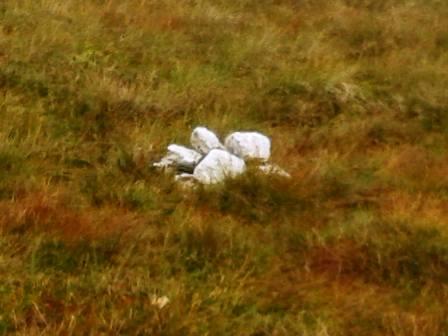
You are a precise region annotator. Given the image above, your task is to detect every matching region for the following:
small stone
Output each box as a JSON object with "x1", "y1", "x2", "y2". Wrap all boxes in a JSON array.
[
  {"x1": 175, "y1": 173, "x2": 198, "y2": 189},
  {"x1": 258, "y1": 163, "x2": 291, "y2": 178},
  {"x1": 224, "y1": 132, "x2": 271, "y2": 161},
  {"x1": 151, "y1": 295, "x2": 170, "y2": 309}
]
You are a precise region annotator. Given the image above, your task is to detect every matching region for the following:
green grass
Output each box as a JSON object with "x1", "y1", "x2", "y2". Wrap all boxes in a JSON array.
[{"x1": 1, "y1": 0, "x2": 448, "y2": 334}]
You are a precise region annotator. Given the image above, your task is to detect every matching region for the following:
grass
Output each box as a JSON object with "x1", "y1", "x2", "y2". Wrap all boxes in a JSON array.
[{"x1": 1, "y1": 0, "x2": 448, "y2": 334}]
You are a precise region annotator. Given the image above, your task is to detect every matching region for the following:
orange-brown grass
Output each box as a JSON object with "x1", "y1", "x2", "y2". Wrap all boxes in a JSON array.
[
  {"x1": 379, "y1": 191, "x2": 448, "y2": 233},
  {"x1": 0, "y1": 188, "x2": 142, "y2": 242}
]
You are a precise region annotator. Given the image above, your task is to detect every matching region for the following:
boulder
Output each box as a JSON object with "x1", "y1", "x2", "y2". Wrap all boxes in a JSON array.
[
  {"x1": 190, "y1": 127, "x2": 224, "y2": 154},
  {"x1": 224, "y1": 132, "x2": 271, "y2": 161},
  {"x1": 193, "y1": 149, "x2": 246, "y2": 184}
]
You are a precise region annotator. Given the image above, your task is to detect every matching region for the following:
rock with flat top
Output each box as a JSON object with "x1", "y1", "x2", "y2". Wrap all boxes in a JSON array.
[
  {"x1": 193, "y1": 149, "x2": 246, "y2": 184},
  {"x1": 224, "y1": 132, "x2": 271, "y2": 161},
  {"x1": 153, "y1": 144, "x2": 202, "y2": 172},
  {"x1": 190, "y1": 127, "x2": 224, "y2": 154}
]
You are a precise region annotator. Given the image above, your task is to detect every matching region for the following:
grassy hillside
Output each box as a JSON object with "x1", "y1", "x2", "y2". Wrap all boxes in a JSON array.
[{"x1": 1, "y1": 0, "x2": 448, "y2": 334}]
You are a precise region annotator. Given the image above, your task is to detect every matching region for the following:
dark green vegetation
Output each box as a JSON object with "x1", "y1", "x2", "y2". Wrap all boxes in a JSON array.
[{"x1": 1, "y1": 0, "x2": 448, "y2": 334}]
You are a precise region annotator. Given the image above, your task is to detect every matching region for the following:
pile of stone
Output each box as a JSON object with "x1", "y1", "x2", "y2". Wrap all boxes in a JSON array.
[{"x1": 153, "y1": 127, "x2": 290, "y2": 185}]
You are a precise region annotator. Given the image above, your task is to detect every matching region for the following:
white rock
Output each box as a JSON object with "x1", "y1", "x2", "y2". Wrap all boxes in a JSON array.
[
  {"x1": 193, "y1": 149, "x2": 246, "y2": 184},
  {"x1": 153, "y1": 144, "x2": 202, "y2": 172},
  {"x1": 175, "y1": 173, "x2": 198, "y2": 189},
  {"x1": 258, "y1": 163, "x2": 291, "y2": 178},
  {"x1": 151, "y1": 295, "x2": 170, "y2": 309},
  {"x1": 190, "y1": 127, "x2": 224, "y2": 154},
  {"x1": 167, "y1": 144, "x2": 202, "y2": 167},
  {"x1": 175, "y1": 173, "x2": 196, "y2": 181},
  {"x1": 224, "y1": 132, "x2": 271, "y2": 161}
]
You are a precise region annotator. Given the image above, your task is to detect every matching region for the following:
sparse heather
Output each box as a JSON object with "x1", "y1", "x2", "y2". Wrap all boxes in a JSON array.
[{"x1": 1, "y1": 0, "x2": 448, "y2": 335}]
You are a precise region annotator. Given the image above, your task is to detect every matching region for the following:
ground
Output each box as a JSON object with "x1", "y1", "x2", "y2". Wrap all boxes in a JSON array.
[{"x1": 1, "y1": 0, "x2": 448, "y2": 335}]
